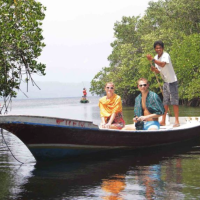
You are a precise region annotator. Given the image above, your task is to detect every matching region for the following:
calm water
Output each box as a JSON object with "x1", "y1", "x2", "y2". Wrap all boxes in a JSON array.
[{"x1": 1, "y1": 96, "x2": 200, "y2": 200}]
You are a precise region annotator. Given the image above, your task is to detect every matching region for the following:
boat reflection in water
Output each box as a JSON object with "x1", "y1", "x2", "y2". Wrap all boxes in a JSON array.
[{"x1": 11, "y1": 138, "x2": 200, "y2": 200}]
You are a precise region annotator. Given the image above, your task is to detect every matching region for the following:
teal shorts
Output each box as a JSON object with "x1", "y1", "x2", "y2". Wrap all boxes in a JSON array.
[{"x1": 144, "y1": 121, "x2": 160, "y2": 130}]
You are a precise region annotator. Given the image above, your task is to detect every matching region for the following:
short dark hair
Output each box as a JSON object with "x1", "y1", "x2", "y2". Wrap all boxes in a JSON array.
[{"x1": 154, "y1": 41, "x2": 164, "y2": 49}]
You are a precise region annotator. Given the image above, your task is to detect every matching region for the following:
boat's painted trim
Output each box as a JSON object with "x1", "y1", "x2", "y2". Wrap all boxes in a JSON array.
[
  {"x1": 4, "y1": 120, "x2": 200, "y2": 133},
  {"x1": 4, "y1": 121, "x2": 99, "y2": 131},
  {"x1": 28, "y1": 144, "x2": 124, "y2": 149},
  {"x1": 29, "y1": 148, "x2": 106, "y2": 159}
]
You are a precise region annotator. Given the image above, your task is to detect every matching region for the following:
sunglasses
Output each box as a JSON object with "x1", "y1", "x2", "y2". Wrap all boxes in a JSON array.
[
  {"x1": 106, "y1": 87, "x2": 114, "y2": 90},
  {"x1": 139, "y1": 84, "x2": 147, "y2": 87}
]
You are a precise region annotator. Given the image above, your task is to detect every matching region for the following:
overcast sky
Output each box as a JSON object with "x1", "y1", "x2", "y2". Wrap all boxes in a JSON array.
[{"x1": 35, "y1": 0, "x2": 155, "y2": 83}]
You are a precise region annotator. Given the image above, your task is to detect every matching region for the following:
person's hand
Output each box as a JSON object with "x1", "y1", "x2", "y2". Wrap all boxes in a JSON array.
[
  {"x1": 137, "y1": 116, "x2": 148, "y2": 121},
  {"x1": 105, "y1": 123, "x2": 111, "y2": 129},
  {"x1": 100, "y1": 122, "x2": 106, "y2": 128},
  {"x1": 146, "y1": 54, "x2": 153, "y2": 61},
  {"x1": 151, "y1": 66, "x2": 156, "y2": 72},
  {"x1": 133, "y1": 117, "x2": 138, "y2": 123}
]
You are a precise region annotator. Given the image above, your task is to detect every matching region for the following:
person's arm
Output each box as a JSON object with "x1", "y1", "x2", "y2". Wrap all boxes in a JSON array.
[
  {"x1": 146, "y1": 54, "x2": 166, "y2": 68},
  {"x1": 136, "y1": 92, "x2": 165, "y2": 121},
  {"x1": 105, "y1": 113, "x2": 116, "y2": 128},
  {"x1": 151, "y1": 66, "x2": 160, "y2": 74},
  {"x1": 100, "y1": 117, "x2": 106, "y2": 128},
  {"x1": 137, "y1": 113, "x2": 162, "y2": 121}
]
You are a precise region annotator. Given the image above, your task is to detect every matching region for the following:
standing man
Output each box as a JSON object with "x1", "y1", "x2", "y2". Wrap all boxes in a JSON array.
[
  {"x1": 146, "y1": 40, "x2": 180, "y2": 127},
  {"x1": 83, "y1": 88, "x2": 87, "y2": 97}
]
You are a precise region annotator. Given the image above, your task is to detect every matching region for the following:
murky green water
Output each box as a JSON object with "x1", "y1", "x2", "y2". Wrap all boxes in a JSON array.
[
  {"x1": 0, "y1": 97, "x2": 200, "y2": 200},
  {"x1": 123, "y1": 105, "x2": 200, "y2": 124}
]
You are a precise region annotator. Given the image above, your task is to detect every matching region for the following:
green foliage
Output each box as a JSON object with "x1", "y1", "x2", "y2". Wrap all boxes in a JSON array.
[
  {"x1": 90, "y1": 0, "x2": 200, "y2": 106},
  {"x1": 0, "y1": 0, "x2": 46, "y2": 111},
  {"x1": 89, "y1": 67, "x2": 110, "y2": 96},
  {"x1": 171, "y1": 34, "x2": 200, "y2": 103}
]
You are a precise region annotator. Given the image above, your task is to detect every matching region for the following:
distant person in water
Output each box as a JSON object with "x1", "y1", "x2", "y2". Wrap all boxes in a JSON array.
[
  {"x1": 98, "y1": 82, "x2": 125, "y2": 129},
  {"x1": 122, "y1": 78, "x2": 165, "y2": 131},
  {"x1": 83, "y1": 88, "x2": 87, "y2": 97}
]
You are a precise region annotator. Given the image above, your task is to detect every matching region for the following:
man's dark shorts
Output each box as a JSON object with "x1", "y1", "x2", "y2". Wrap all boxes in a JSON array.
[{"x1": 163, "y1": 81, "x2": 179, "y2": 105}]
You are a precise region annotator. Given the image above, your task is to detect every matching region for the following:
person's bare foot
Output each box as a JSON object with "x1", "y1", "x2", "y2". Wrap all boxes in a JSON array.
[
  {"x1": 175, "y1": 121, "x2": 180, "y2": 125},
  {"x1": 159, "y1": 121, "x2": 165, "y2": 126},
  {"x1": 173, "y1": 123, "x2": 180, "y2": 128}
]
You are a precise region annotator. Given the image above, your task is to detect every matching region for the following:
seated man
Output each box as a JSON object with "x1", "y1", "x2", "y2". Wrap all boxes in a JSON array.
[{"x1": 123, "y1": 78, "x2": 165, "y2": 131}]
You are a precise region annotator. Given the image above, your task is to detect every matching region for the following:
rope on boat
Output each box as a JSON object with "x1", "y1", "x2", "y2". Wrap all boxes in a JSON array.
[{"x1": 1, "y1": 128, "x2": 24, "y2": 164}]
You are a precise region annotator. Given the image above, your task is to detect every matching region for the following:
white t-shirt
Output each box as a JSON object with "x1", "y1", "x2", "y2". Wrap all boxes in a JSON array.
[{"x1": 154, "y1": 52, "x2": 177, "y2": 83}]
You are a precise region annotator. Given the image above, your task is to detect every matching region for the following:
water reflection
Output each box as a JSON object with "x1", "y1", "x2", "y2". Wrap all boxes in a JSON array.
[
  {"x1": 1, "y1": 97, "x2": 200, "y2": 199},
  {"x1": 0, "y1": 138, "x2": 197, "y2": 199},
  {"x1": 101, "y1": 175, "x2": 126, "y2": 200},
  {"x1": 0, "y1": 132, "x2": 35, "y2": 200}
]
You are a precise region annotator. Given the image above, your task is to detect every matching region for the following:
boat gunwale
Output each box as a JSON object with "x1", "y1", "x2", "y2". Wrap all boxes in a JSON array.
[
  {"x1": 0, "y1": 114, "x2": 93, "y2": 123},
  {"x1": 1, "y1": 120, "x2": 200, "y2": 134}
]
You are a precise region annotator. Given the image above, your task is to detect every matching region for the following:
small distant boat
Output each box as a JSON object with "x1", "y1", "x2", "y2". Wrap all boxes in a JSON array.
[{"x1": 80, "y1": 97, "x2": 89, "y2": 103}]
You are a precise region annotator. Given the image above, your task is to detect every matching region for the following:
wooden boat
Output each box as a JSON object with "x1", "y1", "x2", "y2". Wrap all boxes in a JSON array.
[
  {"x1": 80, "y1": 96, "x2": 89, "y2": 103},
  {"x1": 80, "y1": 99, "x2": 89, "y2": 103},
  {"x1": 0, "y1": 115, "x2": 200, "y2": 161}
]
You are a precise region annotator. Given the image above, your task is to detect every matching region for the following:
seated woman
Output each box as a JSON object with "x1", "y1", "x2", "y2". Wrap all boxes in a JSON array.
[{"x1": 98, "y1": 82, "x2": 125, "y2": 129}]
